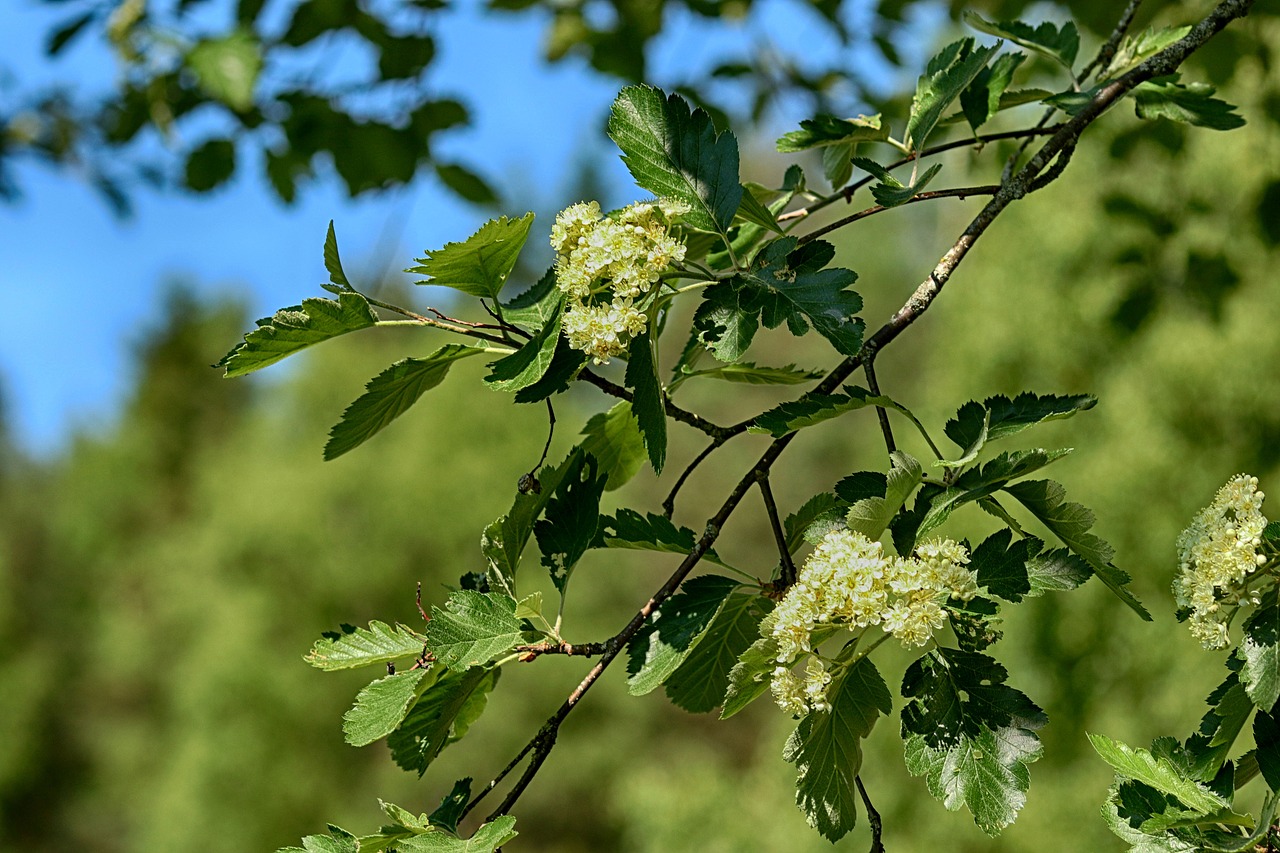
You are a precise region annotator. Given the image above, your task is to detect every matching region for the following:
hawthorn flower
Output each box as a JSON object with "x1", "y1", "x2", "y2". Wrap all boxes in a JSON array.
[
  {"x1": 550, "y1": 199, "x2": 687, "y2": 362},
  {"x1": 766, "y1": 529, "x2": 978, "y2": 714},
  {"x1": 1173, "y1": 474, "x2": 1269, "y2": 649}
]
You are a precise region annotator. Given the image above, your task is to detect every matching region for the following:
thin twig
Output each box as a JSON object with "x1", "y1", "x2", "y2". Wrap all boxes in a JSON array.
[
  {"x1": 758, "y1": 471, "x2": 797, "y2": 588},
  {"x1": 863, "y1": 359, "x2": 896, "y2": 456},
  {"x1": 578, "y1": 368, "x2": 732, "y2": 440},
  {"x1": 521, "y1": 400, "x2": 556, "y2": 492},
  {"x1": 663, "y1": 439, "x2": 721, "y2": 519},
  {"x1": 797, "y1": 186, "x2": 1000, "y2": 246},
  {"x1": 1080, "y1": 0, "x2": 1145, "y2": 82},
  {"x1": 856, "y1": 775, "x2": 885, "y2": 853},
  {"x1": 462, "y1": 0, "x2": 1256, "y2": 824},
  {"x1": 514, "y1": 640, "x2": 611, "y2": 658}
]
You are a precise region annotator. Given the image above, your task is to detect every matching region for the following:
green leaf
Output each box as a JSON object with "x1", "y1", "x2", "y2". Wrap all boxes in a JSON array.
[
  {"x1": 963, "y1": 13, "x2": 1078, "y2": 70},
  {"x1": 325, "y1": 346, "x2": 487, "y2": 459},
  {"x1": 276, "y1": 827, "x2": 360, "y2": 853},
  {"x1": 1003, "y1": 479, "x2": 1149, "y2": 619},
  {"x1": 484, "y1": 304, "x2": 565, "y2": 392},
  {"x1": 625, "y1": 332, "x2": 667, "y2": 473},
  {"x1": 1089, "y1": 734, "x2": 1228, "y2": 815},
  {"x1": 784, "y1": 492, "x2": 849, "y2": 554},
  {"x1": 596, "y1": 508, "x2": 703, "y2": 557},
  {"x1": 627, "y1": 575, "x2": 739, "y2": 696},
  {"x1": 425, "y1": 592, "x2": 523, "y2": 669},
  {"x1": 1100, "y1": 26, "x2": 1191, "y2": 80},
  {"x1": 822, "y1": 142, "x2": 855, "y2": 190},
  {"x1": 776, "y1": 113, "x2": 889, "y2": 152},
  {"x1": 498, "y1": 267, "x2": 559, "y2": 330},
  {"x1": 394, "y1": 817, "x2": 518, "y2": 852},
  {"x1": 1024, "y1": 547, "x2": 1092, "y2": 595},
  {"x1": 722, "y1": 633, "x2": 780, "y2": 719},
  {"x1": 679, "y1": 361, "x2": 823, "y2": 386},
  {"x1": 1240, "y1": 590, "x2": 1280, "y2": 709},
  {"x1": 323, "y1": 221, "x2": 351, "y2": 288},
  {"x1": 1133, "y1": 76, "x2": 1246, "y2": 131},
  {"x1": 734, "y1": 187, "x2": 785, "y2": 235},
  {"x1": 513, "y1": 338, "x2": 586, "y2": 403},
  {"x1": 915, "y1": 449, "x2": 1071, "y2": 539},
  {"x1": 850, "y1": 155, "x2": 943, "y2": 207},
  {"x1": 1185, "y1": 670, "x2": 1254, "y2": 782},
  {"x1": 408, "y1": 214, "x2": 535, "y2": 301},
  {"x1": 944, "y1": 392, "x2": 1096, "y2": 458},
  {"x1": 907, "y1": 38, "x2": 1002, "y2": 151},
  {"x1": 1101, "y1": 782, "x2": 1200, "y2": 852},
  {"x1": 784, "y1": 657, "x2": 892, "y2": 841},
  {"x1": 434, "y1": 163, "x2": 498, "y2": 206},
  {"x1": 427, "y1": 780, "x2": 472, "y2": 833},
  {"x1": 390, "y1": 667, "x2": 499, "y2": 775},
  {"x1": 960, "y1": 52, "x2": 1026, "y2": 132},
  {"x1": 343, "y1": 669, "x2": 432, "y2": 747},
  {"x1": 187, "y1": 29, "x2": 262, "y2": 111},
  {"x1": 608, "y1": 85, "x2": 742, "y2": 236},
  {"x1": 220, "y1": 292, "x2": 380, "y2": 377},
  {"x1": 579, "y1": 402, "x2": 647, "y2": 491},
  {"x1": 901, "y1": 648, "x2": 1047, "y2": 834},
  {"x1": 846, "y1": 451, "x2": 922, "y2": 540},
  {"x1": 1255, "y1": 707, "x2": 1280, "y2": 792},
  {"x1": 185, "y1": 138, "x2": 236, "y2": 192},
  {"x1": 306, "y1": 621, "x2": 427, "y2": 671},
  {"x1": 970, "y1": 529, "x2": 1034, "y2": 602},
  {"x1": 739, "y1": 238, "x2": 864, "y2": 356},
  {"x1": 533, "y1": 450, "x2": 606, "y2": 592},
  {"x1": 665, "y1": 593, "x2": 774, "y2": 713},
  {"x1": 751, "y1": 386, "x2": 897, "y2": 438},
  {"x1": 480, "y1": 452, "x2": 575, "y2": 591},
  {"x1": 692, "y1": 281, "x2": 760, "y2": 362}
]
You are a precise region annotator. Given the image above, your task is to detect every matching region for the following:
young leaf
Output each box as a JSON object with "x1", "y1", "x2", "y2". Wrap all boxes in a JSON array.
[
  {"x1": 822, "y1": 142, "x2": 855, "y2": 190},
  {"x1": 579, "y1": 402, "x2": 647, "y2": 491},
  {"x1": 1089, "y1": 734, "x2": 1228, "y2": 815},
  {"x1": 390, "y1": 667, "x2": 500, "y2": 775},
  {"x1": 1240, "y1": 590, "x2": 1280, "y2": 709},
  {"x1": 665, "y1": 593, "x2": 774, "y2": 713},
  {"x1": 220, "y1": 292, "x2": 379, "y2": 377},
  {"x1": 343, "y1": 669, "x2": 432, "y2": 747},
  {"x1": 306, "y1": 621, "x2": 427, "y2": 671},
  {"x1": 608, "y1": 85, "x2": 742, "y2": 236},
  {"x1": 1003, "y1": 479, "x2": 1150, "y2": 619},
  {"x1": 846, "y1": 451, "x2": 922, "y2": 540},
  {"x1": 1255, "y1": 707, "x2": 1280, "y2": 792},
  {"x1": 323, "y1": 220, "x2": 351, "y2": 288},
  {"x1": 962, "y1": 13, "x2": 1079, "y2": 70},
  {"x1": 776, "y1": 113, "x2": 889, "y2": 152},
  {"x1": 424, "y1": 591, "x2": 523, "y2": 669},
  {"x1": 408, "y1": 213, "x2": 535, "y2": 301},
  {"x1": 784, "y1": 657, "x2": 892, "y2": 841},
  {"x1": 627, "y1": 575, "x2": 739, "y2": 696},
  {"x1": 1133, "y1": 76, "x2": 1246, "y2": 131},
  {"x1": 277, "y1": 828, "x2": 360, "y2": 853},
  {"x1": 1100, "y1": 26, "x2": 1192, "y2": 80},
  {"x1": 625, "y1": 333, "x2": 667, "y2": 473},
  {"x1": 944, "y1": 391, "x2": 1096, "y2": 457},
  {"x1": 850, "y1": 155, "x2": 943, "y2": 207},
  {"x1": 325, "y1": 346, "x2": 487, "y2": 460},
  {"x1": 907, "y1": 38, "x2": 1002, "y2": 151},
  {"x1": 901, "y1": 648, "x2": 1047, "y2": 835},
  {"x1": 533, "y1": 450, "x2": 607, "y2": 592},
  {"x1": 187, "y1": 29, "x2": 262, "y2": 112},
  {"x1": 394, "y1": 817, "x2": 518, "y2": 852},
  {"x1": 722, "y1": 634, "x2": 780, "y2": 719},
  {"x1": 484, "y1": 304, "x2": 564, "y2": 392}
]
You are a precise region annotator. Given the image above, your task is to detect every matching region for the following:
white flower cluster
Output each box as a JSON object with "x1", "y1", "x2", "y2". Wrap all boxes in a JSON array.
[
  {"x1": 1173, "y1": 474, "x2": 1270, "y2": 650},
  {"x1": 551, "y1": 200, "x2": 687, "y2": 363},
  {"x1": 768, "y1": 529, "x2": 978, "y2": 716}
]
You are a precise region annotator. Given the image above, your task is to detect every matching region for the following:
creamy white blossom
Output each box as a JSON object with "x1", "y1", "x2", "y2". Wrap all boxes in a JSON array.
[
  {"x1": 550, "y1": 199, "x2": 687, "y2": 362},
  {"x1": 766, "y1": 529, "x2": 978, "y2": 713},
  {"x1": 1173, "y1": 474, "x2": 1269, "y2": 649}
]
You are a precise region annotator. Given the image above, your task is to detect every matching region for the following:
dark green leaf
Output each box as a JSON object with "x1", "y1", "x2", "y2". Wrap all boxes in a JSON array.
[
  {"x1": 390, "y1": 667, "x2": 499, "y2": 775},
  {"x1": 834, "y1": 472, "x2": 887, "y2": 504},
  {"x1": 734, "y1": 186, "x2": 784, "y2": 234},
  {"x1": 960, "y1": 52, "x2": 1026, "y2": 132},
  {"x1": 325, "y1": 346, "x2": 486, "y2": 459},
  {"x1": 722, "y1": 634, "x2": 779, "y2": 719},
  {"x1": 434, "y1": 163, "x2": 498, "y2": 205},
  {"x1": 425, "y1": 592, "x2": 523, "y2": 669},
  {"x1": 907, "y1": 38, "x2": 1002, "y2": 151},
  {"x1": 608, "y1": 85, "x2": 742, "y2": 235},
  {"x1": 963, "y1": 13, "x2": 1078, "y2": 69},
  {"x1": 579, "y1": 402, "x2": 646, "y2": 491},
  {"x1": 1003, "y1": 479, "x2": 1149, "y2": 619},
  {"x1": 692, "y1": 281, "x2": 761, "y2": 361},
  {"x1": 408, "y1": 214, "x2": 535, "y2": 301},
  {"x1": 627, "y1": 575, "x2": 739, "y2": 696},
  {"x1": 944, "y1": 391, "x2": 1096, "y2": 456},
  {"x1": 901, "y1": 648, "x2": 1046, "y2": 834},
  {"x1": 776, "y1": 113, "x2": 889, "y2": 152},
  {"x1": 187, "y1": 30, "x2": 262, "y2": 112},
  {"x1": 428, "y1": 779, "x2": 473, "y2": 833},
  {"x1": 1240, "y1": 590, "x2": 1280, "y2": 709},
  {"x1": 1256, "y1": 707, "x2": 1280, "y2": 792},
  {"x1": 306, "y1": 621, "x2": 427, "y2": 671},
  {"x1": 751, "y1": 387, "x2": 892, "y2": 438},
  {"x1": 822, "y1": 142, "x2": 855, "y2": 190},
  {"x1": 484, "y1": 303, "x2": 564, "y2": 392},
  {"x1": 1089, "y1": 734, "x2": 1227, "y2": 815},
  {"x1": 480, "y1": 451, "x2": 576, "y2": 591},
  {"x1": 1134, "y1": 76, "x2": 1245, "y2": 131},
  {"x1": 666, "y1": 593, "x2": 774, "y2": 713},
  {"x1": 784, "y1": 657, "x2": 892, "y2": 841},
  {"x1": 498, "y1": 267, "x2": 558, "y2": 330},
  {"x1": 343, "y1": 669, "x2": 431, "y2": 747},
  {"x1": 970, "y1": 529, "x2": 1033, "y2": 601},
  {"x1": 1024, "y1": 547, "x2": 1091, "y2": 595},
  {"x1": 625, "y1": 333, "x2": 667, "y2": 473},
  {"x1": 851, "y1": 155, "x2": 943, "y2": 207},
  {"x1": 915, "y1": 449, "x2": 1071, "y2": 539},
  {"x1": 679, "y1": 361, "x2": 823, "y2": 386},
  {"x1": 220, "y1": 292, "x2": 379, "y2": 377},
  {"x1": 846, "y1": 451, "x2": 922, "y2": 540},
  {"x1": 185, "y1": 138, "x2": 237, "y2": 192},
  {"x1": 47, "y1": 11, "x2": 95, "y2": 56},
  {"x1": 1184, "y1": 670, "x2": 1254, "y2": 782},
  {"x1": 323, "y1": 220, "x2": 350, "y2": 288},
  {"x1": 513, "y1": 338, "x2": 586, "y2": 403},
  {"x1": 534, "y1": 450, "x2": 606, "y2": 592}
]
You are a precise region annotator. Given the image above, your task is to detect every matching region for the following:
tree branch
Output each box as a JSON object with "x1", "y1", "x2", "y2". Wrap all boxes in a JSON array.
[
  {"x1": 757, "y1": 471, "x2": 797, "y2": 588},
  {"x1": 577, "y1": 368, "x2": 732, "y2": 440},
  {"x1": 663, "y1": 439, "x2": 721, "y2": 519},
  {"x1": 856, "y1": 775, "x2": 885, "y2": 853},
  {"x1": 863, "y1": 359, "x2": 896, "y2": 457},
  {"x1": 797, "y1": 186, "x2": 1001, "y2": 246}
]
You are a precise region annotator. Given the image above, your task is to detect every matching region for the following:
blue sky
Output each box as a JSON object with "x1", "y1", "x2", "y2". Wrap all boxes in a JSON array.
[{"x1": 1, "y1": 0, "x2": 927, "y2": 455}]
